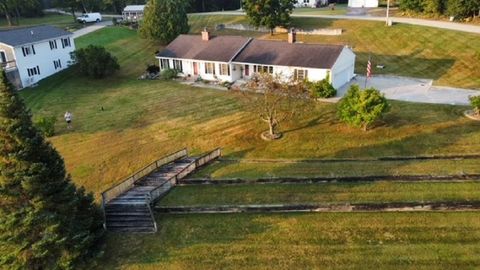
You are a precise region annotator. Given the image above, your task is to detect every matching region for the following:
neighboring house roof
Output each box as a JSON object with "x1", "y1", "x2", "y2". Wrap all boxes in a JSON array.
[
  {"x1": 233, "y1": 39, "x2": 344, "y2": 69},
  {"x1": 123, "y1": 5, "x2": 146, "y2": 12},
  {"x1": 157, "y1": 35, "x2": 251, "y2": 62},
  {"x1": 0, "y1": 25, "x2": 72, "y2": 47}
]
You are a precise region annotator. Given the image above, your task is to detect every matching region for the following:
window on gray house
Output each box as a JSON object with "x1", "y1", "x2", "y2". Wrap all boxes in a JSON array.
[
  {"x1": 62, "y1": 38, "x2": 71, "y2": 48},
  {"x1": 22, "y1": 45, "x2": 35, "y2": 56},
  {"x1": 49, "y1": 40, "x2": 58, "y2": 50}
]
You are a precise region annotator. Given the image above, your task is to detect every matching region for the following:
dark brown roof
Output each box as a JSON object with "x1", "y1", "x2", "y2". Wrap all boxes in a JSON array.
[
  {"x1": 157, "y1": 35, "x2": 251, "y2": 62},
  {"x1": 232, "y1": 39, "x2": 344, "y2": 69}
]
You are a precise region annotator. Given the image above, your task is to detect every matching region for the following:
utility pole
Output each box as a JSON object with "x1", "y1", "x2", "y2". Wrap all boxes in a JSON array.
[{"x1": 386, "y1": 0, "x2": 391, "y2": 26}]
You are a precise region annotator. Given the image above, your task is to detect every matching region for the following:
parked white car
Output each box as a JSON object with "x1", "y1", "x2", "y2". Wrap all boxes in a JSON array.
[{"x1": 77, "y1": 13, "x2": 102, "y2": 23}]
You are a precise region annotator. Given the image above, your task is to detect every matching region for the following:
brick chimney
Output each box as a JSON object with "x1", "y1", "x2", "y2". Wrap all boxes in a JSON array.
[
  {"x1": 201, "y1": 27, "x2": 210, "y2": 41},
  {"x1": 288, "y1": 28, "x2": 296, "y2": 44}
]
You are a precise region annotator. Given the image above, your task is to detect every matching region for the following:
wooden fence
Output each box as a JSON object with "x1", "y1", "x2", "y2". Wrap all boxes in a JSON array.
[{"x1": 101, "y1": 149, "x2": 188, "y2": 205}]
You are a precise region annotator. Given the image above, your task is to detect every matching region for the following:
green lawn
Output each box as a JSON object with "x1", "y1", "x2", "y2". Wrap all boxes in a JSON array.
[
  {"x1": 97, "y1": 212, "x2": 480, "y2": 269},
  {"x1": 192, "y1": 159, "x2": 480, "y2": 180},
  {"x1": 159, "y1": 182, "x2": 480, "y2": 206},
  {"x1": 0, "y1": 13, "x2": 80, "y2": 30},
  {"x1": 19, "y1": 26, "x2": 480, "y2": 197}
]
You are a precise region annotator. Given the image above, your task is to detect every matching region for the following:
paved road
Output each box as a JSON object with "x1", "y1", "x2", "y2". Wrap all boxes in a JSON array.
[
  {"x1": 72, "y1": 20, "x2": 112, "y2": 39},
  {"x1": 337, "y1": 75, "x2": 479, "y2": 105},
  {"x1": 195, "y1": 11, "x2": 480, "y2": 35}
]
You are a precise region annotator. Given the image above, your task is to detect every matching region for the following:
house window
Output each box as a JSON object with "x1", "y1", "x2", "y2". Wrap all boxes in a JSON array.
[
  {"x1": 0, "y1": 51, "x2": 6, "y2": 63},
  {"x1": 27, "y1": 66, "x2": 40, "y2": 77},
  {"x1": 173, "y1": 60, "x2": 183, "y2": 72},
  {"x1": 205, "y1": 62, "x2": 215, "y2": 75},
  {"x1": 160, "y1": 59, "x2": 170, "y2": 69},
  {"x1": 49, "y1": 40, "x2": 58, "y2": 50},
  {"x1": 61, "y1": 38, "x2": 71, "y2": 48},
  {"x1": 219, "y1": 64, "x2": 230, "y2": 76},
  {"x1": 53, "y1": 59, "x2": 62, "y2": 70},
  {"x1": 253, "y1": 65, "x2": 273, "y2": 74},
  {"x1": 294, "y1": 69, "x2": 308, "y2": 81},
  {"x1": 22, "y1": 45, "x2": 35, "y2": 56}
]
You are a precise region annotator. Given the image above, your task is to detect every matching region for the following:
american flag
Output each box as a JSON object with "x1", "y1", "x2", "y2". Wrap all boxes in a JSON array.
[{"x1": 366, "y1": 58, "x2": 372, "y2": 78}]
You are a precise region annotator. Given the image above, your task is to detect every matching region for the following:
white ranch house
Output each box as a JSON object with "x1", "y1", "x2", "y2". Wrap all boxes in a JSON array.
[
  {"x1": 156, "y1": 30, "x2": 355, "y2": 89},
  {"x1": 0, "y1": 25, "x2": 74, "y2": 89}
]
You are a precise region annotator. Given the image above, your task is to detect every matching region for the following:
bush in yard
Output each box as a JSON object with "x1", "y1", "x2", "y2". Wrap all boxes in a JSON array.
[
  {"x1": 399, "y1": 0, "x2": 425, "y2": 12},
  {"x1": 160, "y1": 68, "x2": 177, "y2": 80},
  {"x1": 470, "y1": 95, "x2": 480, "y2": 115},
  {"x1": 308, "y1": 79, "x2": 336, "y2": 98},
  {"x1": 34, "y1": 115, "x2": 56, "y2": 137},
  {"x1": 146, "y1": 64, "x2": 160, "y2": 74},
  {"x1": 71, "y1": 45, "x2": 120, "y2": 79},
  {"x1": 338, "y1": 85, "x2": 390, "y2": 131}
]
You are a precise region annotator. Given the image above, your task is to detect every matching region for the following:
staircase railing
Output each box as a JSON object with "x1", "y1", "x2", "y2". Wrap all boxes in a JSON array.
[
  {"x1": 101, "y1": 148, "x2": 188, "y2": 205},
  {"x1": 147, "y1": 148, "x2": 222, "y2": 204}
]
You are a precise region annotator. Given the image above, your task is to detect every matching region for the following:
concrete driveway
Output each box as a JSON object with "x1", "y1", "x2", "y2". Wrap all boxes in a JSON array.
[
  {"x1": 72, "y1": 20, "x2": 112, "y2": 39},
  {"x1": 337, "y1": 75, "x2": 480, "y2": 105}
]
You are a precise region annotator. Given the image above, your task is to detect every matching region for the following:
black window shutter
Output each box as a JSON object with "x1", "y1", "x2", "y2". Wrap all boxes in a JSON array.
[
  {"x1": 37, "y1": 66, "x2": 40, "y2": 75},
  {"x1": 32, "y1": 45, "x2": 36, "y2": 55},
  {"x1": 22, "y1": 47, "x2": 26, "y2": 57}
]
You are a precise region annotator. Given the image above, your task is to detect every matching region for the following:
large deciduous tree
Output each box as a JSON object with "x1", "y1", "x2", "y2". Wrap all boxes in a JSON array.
[
  {"x1": 238, "y1": 73, "x2": 312, "y2": 140},
  {"x1": 139, "y1": 0, "x2": 190, "y2": 44},
  {"x1": 242, "y1": 0, "x2": 296, "y2": 35},
  {"x1": 0, "y1": 70, "x2": 104, "y2": 269}
]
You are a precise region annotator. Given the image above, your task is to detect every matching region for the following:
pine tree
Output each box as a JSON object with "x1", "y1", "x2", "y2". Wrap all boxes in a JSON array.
[
  {"x1": 0, "y1": 70, "x2": 104, "y2": 269},
  {"x1": 139, "y1": 0, "x2": 190, "y2": 44}
]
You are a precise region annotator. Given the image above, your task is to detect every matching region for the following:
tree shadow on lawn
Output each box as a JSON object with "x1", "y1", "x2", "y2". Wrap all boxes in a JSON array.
[
  {"x1": 354, "y1": 52, "x2": 455, "y2": 81},
  {"x1": 331, "y1": 120, "x2": 480, "y2": 159}
]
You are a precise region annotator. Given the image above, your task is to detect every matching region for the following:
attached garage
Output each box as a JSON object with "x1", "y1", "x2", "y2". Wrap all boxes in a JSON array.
[{"x1": 330, "y1": 47, "x2": 356, "y2": 89}]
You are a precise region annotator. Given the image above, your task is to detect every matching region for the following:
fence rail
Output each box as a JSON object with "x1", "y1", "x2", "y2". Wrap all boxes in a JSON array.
[{"x1": 101, "y1": 148, "x2": 188, "y2": 204}]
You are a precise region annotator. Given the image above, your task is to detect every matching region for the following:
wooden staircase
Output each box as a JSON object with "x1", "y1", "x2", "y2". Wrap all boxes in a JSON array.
[{"x1": 101, "y1": 149, "x2": 221, "y2": 233}]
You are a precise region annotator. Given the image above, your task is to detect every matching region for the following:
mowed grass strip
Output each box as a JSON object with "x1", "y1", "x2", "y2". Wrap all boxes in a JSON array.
[
  {"x1": 193, "y1": 159, "x2": 480, "y2": 180},
  {"x1": 159, "y1": 182, "x2": 480, "y2": 206},
  {"x1": 98, "y1": 212, "x2": 480, "y2": 269}
]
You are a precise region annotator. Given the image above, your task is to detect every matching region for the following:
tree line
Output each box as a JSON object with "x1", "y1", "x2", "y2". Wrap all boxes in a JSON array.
[
  {"x1": 0, "y1": 0, "x2": 43, "y2": 26},
  {"x1": 399, "y1": 0, "x2": 480, "y2": 19}
]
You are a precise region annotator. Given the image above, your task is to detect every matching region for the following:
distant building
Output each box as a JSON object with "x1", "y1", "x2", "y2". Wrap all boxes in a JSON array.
[
  {"x1": 122, "y1": 5, "x2": 146, "y2": 21},
  {"x1": 348, "y1": 0, "x2": 379, "y2": 8},
  {"x1": 156, "y1": 29, "x2": 356, "y2": 90},
  {"x1": 295, "y1": 0, "x2": 329, "y2": 8},
  {"x1": 0, "y1": 25, "x2": 75, "y2": 89}
]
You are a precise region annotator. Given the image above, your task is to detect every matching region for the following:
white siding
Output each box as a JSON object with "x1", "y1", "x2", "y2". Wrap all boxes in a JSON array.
[
  {"x1": 14, "y1": 36, "x2": 75, "y2": 88},
  {"x1": 236, "y1": 62, "x2": 330, "y2": 83},
  {"x1": 331, "y1": 47, "x2": 356, "y2": 89},
  {"x1": 157, "y1": 57, "x2": 236, "y2": 82}
]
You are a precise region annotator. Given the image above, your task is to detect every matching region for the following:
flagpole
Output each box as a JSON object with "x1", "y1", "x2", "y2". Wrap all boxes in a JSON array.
[{"x1": 364, "y1": 55, "x2": 371, "y2": 89}]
